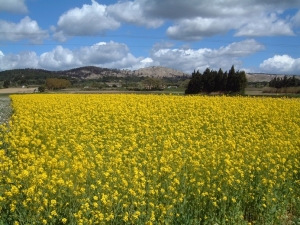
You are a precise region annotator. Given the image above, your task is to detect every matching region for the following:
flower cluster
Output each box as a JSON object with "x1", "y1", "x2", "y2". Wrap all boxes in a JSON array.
[{"x1": 0, "y1": 94, "x2": 299, "y2": 224}]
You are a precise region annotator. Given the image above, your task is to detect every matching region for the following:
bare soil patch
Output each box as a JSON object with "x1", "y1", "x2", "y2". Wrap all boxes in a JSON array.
[{"x1": 0, "y1": 87, "x2": 38, "y2": 94}]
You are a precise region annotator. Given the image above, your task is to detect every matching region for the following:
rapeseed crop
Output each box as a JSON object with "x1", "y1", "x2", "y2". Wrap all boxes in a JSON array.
[{"x1": 0, "y1": 94, "x2": 299, "y2": 224}]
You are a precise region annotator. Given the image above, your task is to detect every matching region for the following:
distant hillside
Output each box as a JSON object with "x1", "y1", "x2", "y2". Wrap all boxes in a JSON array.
[
  {"x1": 63, "y1": 66, "x2": 189, "y2": 79},
  {"x1": 246, "y1": 73, "x2": 299, "y2": 83},
  {"x1": 0, "y1": 66, "x2": 189, "y2": 81},
  {"x1": 1, "y1": 66, "x2": 299, "y2": 83},
  {"x1": 132, "y1": 66, "x2": 187, "y2": 78}
]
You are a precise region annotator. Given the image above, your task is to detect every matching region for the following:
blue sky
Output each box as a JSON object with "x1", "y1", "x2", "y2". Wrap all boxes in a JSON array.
[{"x1": 0, "y1": 0, "x2": 300, "y2": 74}]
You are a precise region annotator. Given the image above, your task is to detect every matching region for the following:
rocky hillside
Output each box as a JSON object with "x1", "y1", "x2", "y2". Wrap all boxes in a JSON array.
[
  {"x1": 131, "y1": 66, "x2": 187, "y2": 78},
  {"x1": 246, "y1": 73, "x2": 297, "y2": 82},
  {"x1": 1, "y1": 66, "x2": 299, "y2": 83},
  {"x1": 61, "y1": 66, "x2": 189, "y2": 79}
]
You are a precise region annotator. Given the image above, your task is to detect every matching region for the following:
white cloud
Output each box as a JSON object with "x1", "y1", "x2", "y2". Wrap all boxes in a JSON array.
[
  {"x1": 0, "y1": 51, "x2": 39, "y2": 70},
  {"x1": 141, "y1": 0, "x2": 300, "y2": 19},
  {"x1": 107, "y1": 1, "x2": 163, "y2": 28},
  {"x1": 0, "y1": 39, "x2": 266, "y2": 72},
  {"x1": 53, "y1": 0, "x2": 120, "y2": 41},
  {"x1": 140, "y1": 0, "x2": 298, "y2": 40},
  {"x1": 292, "y1": 10, "x2": 300, "y2": 27},
  {"x1": 166, "y1": 11, "x2": 296, "y2": 40},
  {"x1": 51, "y1": 0, "x2": 300, "y2": 41},
  {"x1": 37, "y1": 41, "x2": 144, "y2": 70},
  {"x1": 0, "y1": 41, "x2": 145, "y2": 71},
  {"x1": 150, "y1": 39, "x2": 264, "y2": 73},
  {"x1": 39, "y1": 46, "x2": 80, "y2": 70},
  {"x1": 0, "y1": 0, "x2": 27, "y2": 13},
  {"x1": 235, "y1": 13, "x2": 295, "y2": 36},
  {"x1": 0, "y1": 16, "x2": 49, "y2": 43},
  {"x1": 166, "y1": 17, "x2": 241, "y2": 40},
  {"x1": 208, "y1": 39, "x2": 265, "y2": 57},
  {"x1": 259, "y1": 55, "x2": 300, "y2": 74}
]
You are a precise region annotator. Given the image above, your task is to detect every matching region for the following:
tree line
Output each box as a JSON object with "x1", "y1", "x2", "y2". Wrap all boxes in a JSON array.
[
  {"x1": 185, "y1": 65, "x2": 247, "y2": 94},
  {"x1": 45, "y1": 78, "x2": 71, "y2": 90},
  {"x1": 269, "y1": 75, "x2": 300, "y2": 88}
]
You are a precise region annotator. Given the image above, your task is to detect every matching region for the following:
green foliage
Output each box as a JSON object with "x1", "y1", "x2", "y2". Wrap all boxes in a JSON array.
[
  {"x1": 269, "y1": 75, "x2": 300, "y2": 88},
  {"x1": 3, "y1": 80, "x2": 10, "y2": 88},
  {"x1": 0, "y1": 68, "x2": 76, "y2": 86},
  {"x1": 45, "y1": 78, "x2": 71, "y2": 90},
  {"x1": 38, "y1": 85, "x2": 46, "y2": 92},
  {"x1": 142, "y1": 77, "x2": 164, "y2": 90},
  {"x1": 185, "y1": 65, "x2": 248, "y2": 94}
]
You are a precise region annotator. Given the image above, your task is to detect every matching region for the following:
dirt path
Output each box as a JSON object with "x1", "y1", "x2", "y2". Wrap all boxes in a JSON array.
[{"x1": 0, "y1": 87, "x2": 38, "y2": 94}]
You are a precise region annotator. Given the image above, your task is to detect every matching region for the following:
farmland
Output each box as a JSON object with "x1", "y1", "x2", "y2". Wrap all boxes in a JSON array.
[{"x1": 0, "y1": 94, "x2": 300, "y2": 224}]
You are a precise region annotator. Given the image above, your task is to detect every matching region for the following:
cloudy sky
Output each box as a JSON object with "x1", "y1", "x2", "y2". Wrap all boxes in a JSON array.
[{"x1": 0, "y1": 0, "x2": 300, "y2": 74}]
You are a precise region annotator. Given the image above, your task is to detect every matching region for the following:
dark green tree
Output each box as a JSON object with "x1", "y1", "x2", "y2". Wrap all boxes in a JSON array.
[
  {"x1": 215, "y1": 68, "x2": 224, "y2": 91},
  {"x1": 226, "y1": 65, "x2": 235, "y2": 92},
  {"x1": 3, "y1": 80, "x2": 10, "y2": 88},
  {"x1": 185, "y1": 70, "x2": 203, "y2": 94},
  {"x1": 185, "y1": 65, "x2": 247, "y2": 94},
  {"x1": 38, "y1": 85, "x2": 46, "y2": 92},
  {"x1": 238, "y1": 70, "x2": 247, "y2": 93}
]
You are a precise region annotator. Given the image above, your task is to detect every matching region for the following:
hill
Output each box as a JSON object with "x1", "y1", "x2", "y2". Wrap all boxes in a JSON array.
[
  {"x1": 0, "y1": 66, "x2": 299, "y2": 84},
  {"x1": 245, "y1": 73, "x2": 298, "y2": 83},
  {"x1": 0, "y1": 66, "x2": 189, "y2": 80}
]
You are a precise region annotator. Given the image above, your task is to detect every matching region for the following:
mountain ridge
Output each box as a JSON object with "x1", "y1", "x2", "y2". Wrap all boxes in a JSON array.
[{"x1": 0, "y1": 66, "x2": 299, "y2": 82}]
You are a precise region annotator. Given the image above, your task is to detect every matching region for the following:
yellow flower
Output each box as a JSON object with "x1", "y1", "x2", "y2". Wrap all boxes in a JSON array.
[
  {"x1": 50, "y1": 199, "x2": 56, "y2": 207},
  {"x1": 2, "y1": 94, "x2": 300, "y2": 224}
]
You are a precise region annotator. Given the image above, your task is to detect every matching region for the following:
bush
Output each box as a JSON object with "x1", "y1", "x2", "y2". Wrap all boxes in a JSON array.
[{"x1": 38, "y1": 85, "x2": 46, "y2": 92}]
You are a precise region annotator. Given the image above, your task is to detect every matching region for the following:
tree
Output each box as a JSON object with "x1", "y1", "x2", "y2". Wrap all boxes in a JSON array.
[
  {"x1": 238, "y1": 71, "x2": 247, "y2": 93},
  {"x1": 185, "y1": 65, "x2": 247, "y2": 94},
  {"x1": 38, "y1": 85, "x2": 46, "y2": 92},
  {"x1": 45, "y1": 78, "x2": 71, "y2": 90},
  {"x1": 3, "y1": 80, "x2": 10, "y2": 88},
  {"x1": 185, "y1": 70, "x2": 203, "y2": 94},
  {"x1": 215, "y1": 68, "x2": 224, "y2": 91},
  {"x1": 142, "y1": 78, "x2": 164, "y2": 90},
  {"x1": 226, "y1": 65, "x2": 235, "y2": 92},
  {"x1": 269, "y1": 76, "x2": 300, "y2": 88}
]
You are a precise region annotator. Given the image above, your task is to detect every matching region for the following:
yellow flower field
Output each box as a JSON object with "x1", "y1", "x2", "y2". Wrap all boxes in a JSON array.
[{"x1": 0, "y1": 94, "x2": 300, "y2": 224}]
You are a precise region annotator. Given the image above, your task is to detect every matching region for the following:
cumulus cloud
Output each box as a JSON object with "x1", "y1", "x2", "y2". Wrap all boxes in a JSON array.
[
  {"x1": 150, "y1": 39, "x2": 264, "y2": 73},
  {"x1": 0, "y1": 0, "x2": 27, "y2": 13},
  {"x1": 0, "y1": 16, "x2": 49, "y2": 43},
  {"x1": 51, "y1": 0, "x2": 300, "y2": 41},
  {"x1": 0, "y1": 45, "x2": 158, "y2": 71},
  {"x1": 37, "y1": 41, "x2": 144, "y2": 70},
  {"x1": 107, "y1": 1, "x2": 163, "y2": 28},
  {"x1": 0, "y1": 41, "x2": 146, "y2": 71},
  {"x1": 143, "y1": 0, "x2": 264, "y2": 19},
  {"x1": 142, "y1": 0, "x2": 298, "y2": 40},
  {"x1": 166, "y1": 17, "x2": 241, "y2": 41},
  {"x1": 235, "y1": 13, "x2": 295, "y2": 36},
  {"x1": 0, "y1": 51, "x2": 39, "y2": 70},
  {"x1": 0, "y1": 39, "x2": 266, "y2": 72},
  {"x1": 259, "y1": 55, "x2": 300, "y2": 74},
  {"x1": 208, "y1": 39, "x2": 265, "y2": 57},
  {"x1": 292, "y1": 10, "x2": 300, "y2": 27},
  {"x1": 142, "y1": 0, "x2": 300, "y2": 19},
  {"x1": 53, "y1": 0, "x2": 120, "y2": 41},
  {"x1": 39, "y1": 46, "x2": 80, "y2": 70},
  {"x1": 166, "y1": 12, "x2": 295, "y2": 40}
]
